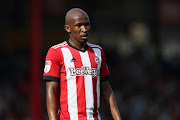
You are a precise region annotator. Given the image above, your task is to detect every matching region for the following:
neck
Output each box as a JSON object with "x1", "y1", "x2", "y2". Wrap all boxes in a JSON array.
[{"x1": 69, "y1": 38, "x2": 87, "y2": 51}]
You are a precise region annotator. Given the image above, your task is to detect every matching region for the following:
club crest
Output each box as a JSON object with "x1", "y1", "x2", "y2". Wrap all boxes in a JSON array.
[{"x1": 93, "y1": 56, "x2": 99, "y2": 64}]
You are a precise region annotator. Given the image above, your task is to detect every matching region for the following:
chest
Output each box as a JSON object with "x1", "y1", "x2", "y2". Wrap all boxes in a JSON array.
[{"x1": 61, "y1": 48, "x2": 102, "y2": 77}]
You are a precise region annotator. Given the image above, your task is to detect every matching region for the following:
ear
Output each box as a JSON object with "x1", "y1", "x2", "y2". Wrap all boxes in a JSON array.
[{"x1": 64, "y1": 25, "x2": 71, "y2": 33}]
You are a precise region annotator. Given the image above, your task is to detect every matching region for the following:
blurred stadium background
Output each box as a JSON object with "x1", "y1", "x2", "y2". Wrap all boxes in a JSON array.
[{"x1": 0, "y1": 0, "x2": 180, "y2": 120}]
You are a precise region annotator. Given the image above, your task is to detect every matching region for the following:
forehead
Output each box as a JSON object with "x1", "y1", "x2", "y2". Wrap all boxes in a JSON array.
[
  {"x1": 72, "y1": 13, "x2": 89, "y2": 23},
  {"x1": 65, "y1": 9, "x2": 90, "y2": 25}
]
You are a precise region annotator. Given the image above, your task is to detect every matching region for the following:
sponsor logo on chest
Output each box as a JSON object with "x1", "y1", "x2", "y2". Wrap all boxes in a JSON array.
[{"x1": 69, "y1": 66, "x2": 100, "y2": 78}]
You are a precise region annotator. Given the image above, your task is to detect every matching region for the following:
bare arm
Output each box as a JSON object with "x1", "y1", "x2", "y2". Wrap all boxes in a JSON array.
[
  {"x1": 46, "y1": 81, "x2": 59, "y2": 120},
  {"x1": 100, "y1": 81, "x2": 122, "y2": 120}
]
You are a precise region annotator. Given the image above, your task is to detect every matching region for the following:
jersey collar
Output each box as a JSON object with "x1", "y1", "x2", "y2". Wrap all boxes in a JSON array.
[{"x1": 66, "y1": 40, "x2": 88, "y2": 52}]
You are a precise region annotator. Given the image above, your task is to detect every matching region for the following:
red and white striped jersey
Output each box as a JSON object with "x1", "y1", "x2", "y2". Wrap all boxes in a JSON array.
[{"x1": 43, "y1": 41, "x2": 110, "y2": 120}]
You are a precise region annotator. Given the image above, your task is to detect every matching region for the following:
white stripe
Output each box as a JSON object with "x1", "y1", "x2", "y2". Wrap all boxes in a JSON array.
[
  {"x1": 53, "y1": 43, "x2": 68, "y2": 49},
  {"x1": 61, "y1": 48, "x2": 78, "y2": 120},
  {"x1": 79, "y1": 51, "x2": 94, "y2": 120},
  {"x1": 97, "y1": 111, "x2": 101, "y2": 120},
  {"x1": 87, "y1": 42, "x2": 102, "y2": 49},
  {"x1": 53, "y1": 45, "x2": 64, "y2": 49},
  {"x1": 52, "y1": 42, "x2": 65, "y2": 48},
  {"x1": 92, "y1": 48, "x2": 102, "y2": 110},
  {"x1": 52, "y1": 41, "x2": 68, "y2": 49}
]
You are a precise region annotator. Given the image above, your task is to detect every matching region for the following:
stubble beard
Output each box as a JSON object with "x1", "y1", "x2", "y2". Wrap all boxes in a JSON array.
[{"x1": 70, "y1": 35, "x2": 88, "y2": 47}]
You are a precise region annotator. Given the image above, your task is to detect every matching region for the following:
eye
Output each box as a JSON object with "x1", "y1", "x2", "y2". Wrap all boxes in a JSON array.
[{"x1": 76, "y1": 24, "x2": 82, "y2": 27}]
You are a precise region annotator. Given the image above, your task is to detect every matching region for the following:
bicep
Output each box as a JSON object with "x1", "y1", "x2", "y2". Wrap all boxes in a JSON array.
[
  {"x1": 100, "y1": 81, "x2": 112, "y2": 101},
  {"x1": 101, "y1": 81, "x2": 112, "y2": 93},
  {"x1": 46, "y1": 81, "x2": 59, "y2": 96}
]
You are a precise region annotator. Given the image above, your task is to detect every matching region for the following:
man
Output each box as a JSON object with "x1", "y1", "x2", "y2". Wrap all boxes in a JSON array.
[{"x1": 43, "y1": 8, "x2": 122, "y2": 120}]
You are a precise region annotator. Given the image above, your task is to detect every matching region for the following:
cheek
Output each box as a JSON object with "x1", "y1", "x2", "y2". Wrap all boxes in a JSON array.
[
  {"x1": 71, "y1": 31, "x2": 80, "y2": 38},
  {"x1": 72, "y1": 28, "x2": 80, "y2": 33}
]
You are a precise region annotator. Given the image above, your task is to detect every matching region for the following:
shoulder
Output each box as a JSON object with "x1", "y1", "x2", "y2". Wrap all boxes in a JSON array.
[
  {"x1": 87, "y1": 42, "x2": 106, "y2": 57},
  {"x1": 51, "y1": 41, "x2": 68, "y2": 50},
  {"x1": 46, "y1": 41, "x2": 68, "y2": 56},
  {"x1": 45, "y1": 41, "x2": 68, "y2": 60},
  {"x1": 87, "y1": 42, "x2": 102, "y2": 50}
]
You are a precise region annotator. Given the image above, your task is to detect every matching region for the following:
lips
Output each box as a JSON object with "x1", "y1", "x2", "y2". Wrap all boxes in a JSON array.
[{"x1": 81, "y1": 34, "x2": 88, "y2": 39}]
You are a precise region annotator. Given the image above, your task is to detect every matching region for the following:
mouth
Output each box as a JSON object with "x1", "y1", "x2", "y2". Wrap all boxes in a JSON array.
[{"x1": 81, "y1": 34, "x2": 88, "y2": 40}]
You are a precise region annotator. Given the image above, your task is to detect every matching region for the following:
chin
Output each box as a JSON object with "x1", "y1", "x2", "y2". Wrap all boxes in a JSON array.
[
  {"x1": 83, "y1": 39, "x2": 88, "y2": 42},
  {"x1": 78, "y1": 39, "x2": 87, "y2": 44},
  {"x1": 81, "y1": 39, "x2": 87, "y2": 42}
]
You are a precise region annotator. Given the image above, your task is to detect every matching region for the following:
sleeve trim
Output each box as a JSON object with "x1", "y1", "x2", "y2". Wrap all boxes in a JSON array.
[
  {"x1": 100, "y1": 75, "x2": 110, "y2": 82},
  {"x1": 43, "y1": 76, "x2": 60, "y2": 82}
]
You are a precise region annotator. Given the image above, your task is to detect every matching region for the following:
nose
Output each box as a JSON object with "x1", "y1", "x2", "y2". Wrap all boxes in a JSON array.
[{"x1": 81, "y1": 25, "x2": 87, "y2": 32}]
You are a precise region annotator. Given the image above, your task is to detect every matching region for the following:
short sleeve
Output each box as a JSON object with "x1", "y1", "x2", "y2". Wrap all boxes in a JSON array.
[
  {"x1": 100, "y1": 49, "x2": 110, "y2": 82},
  {"x1": 43, "y1": 48, "x2": 61, "y2": 82}
]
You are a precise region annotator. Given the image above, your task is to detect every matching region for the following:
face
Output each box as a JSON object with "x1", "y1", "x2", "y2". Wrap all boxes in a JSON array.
[{"x1": 65, "y1": 13, "x2": 91, "y2": 43}]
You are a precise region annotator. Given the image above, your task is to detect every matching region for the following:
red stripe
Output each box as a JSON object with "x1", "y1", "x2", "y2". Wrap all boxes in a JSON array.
[
  {"x1": 69, "y1": 47, "x2": 87, "y2": 120},
  {"x1": 87, "y1": 47, "x2": 98, "y2": 119},
  {"x1": 59, "y1": 49, "x2": 70, "y2": 120}
]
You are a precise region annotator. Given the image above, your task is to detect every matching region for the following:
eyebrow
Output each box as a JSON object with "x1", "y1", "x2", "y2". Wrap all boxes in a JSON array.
[{"x1": 75, "y1": 21, "x2": 90, "y2": 24}]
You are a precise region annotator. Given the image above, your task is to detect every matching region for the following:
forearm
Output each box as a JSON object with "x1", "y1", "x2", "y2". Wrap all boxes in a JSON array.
[
  {"x1": 109, "y1": 92, "x2": 122, "y2": 120},
  {"x1": 46, "y1": 90, "x2": 58, "y2": 120},
  {"x1": 46, "y1": 82, "x2": 59, "y2": 120},
  {"x1": 101, "y1": 81, "x2": 122, "y2": 120}
]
